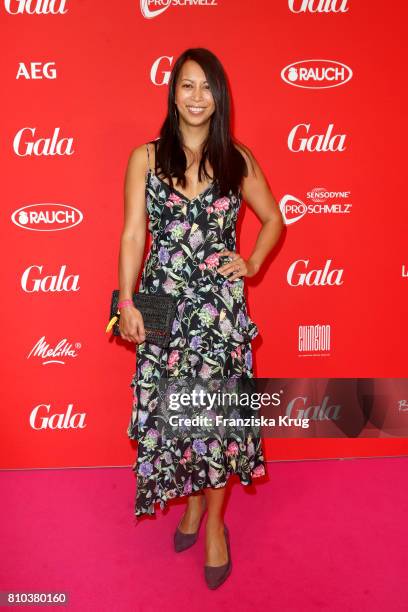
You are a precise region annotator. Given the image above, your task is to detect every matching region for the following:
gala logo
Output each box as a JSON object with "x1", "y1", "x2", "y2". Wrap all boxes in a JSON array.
[
  {"x1": 30, "y1": 404, "x2": 86, "y2": 430},
  {"x1": 21, "y1": 265, "x2": 80, "y2": 292},
  {"x1": 288, "y1": 0, "x2": 349, "y2": 13},
  {"x1": 287, "y1": 259, "x2": 344, "y2": 286},
  {"x1": 4, "y1": 0, "x2": 68, "y2": 14}
]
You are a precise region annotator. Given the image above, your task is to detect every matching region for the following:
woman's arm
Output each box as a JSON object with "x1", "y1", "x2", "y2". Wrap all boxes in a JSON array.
[
  {"x1": 117, "y1": 145, "x2": 148, "y2": 343},
  {"x1": 218, "y1": 143, "x2": 284, "y2": 280}
]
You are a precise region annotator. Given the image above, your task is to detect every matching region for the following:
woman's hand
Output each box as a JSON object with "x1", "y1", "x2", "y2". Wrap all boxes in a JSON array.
[
  {"x1": 119, "y1": 306, "x2": 146, "y2": 344},
  {"x1": 217, "y1": 249, "x2": 258, "y2": 281}
]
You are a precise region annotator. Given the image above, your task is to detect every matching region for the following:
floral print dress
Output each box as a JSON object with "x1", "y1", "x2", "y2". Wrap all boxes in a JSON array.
[{"x1": 127, "y1": 140, "x2": 266, "y2": 517}]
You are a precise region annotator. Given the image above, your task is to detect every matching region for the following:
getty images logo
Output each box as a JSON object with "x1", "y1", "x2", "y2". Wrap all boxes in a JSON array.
[
  {"x1": 140, "y1": 0, "x2": 218, "y2": 20},
  {"x1": 281, "y1": 60, "x2": 352, "y2": 89},
  {"x1": 11, "y1": 204, "x2": 83, "y2": 232}
]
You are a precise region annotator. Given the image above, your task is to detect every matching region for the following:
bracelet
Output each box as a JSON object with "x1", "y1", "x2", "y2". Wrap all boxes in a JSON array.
[{"x1": 118, "y1": 299, "x2": 133, "y2": 309}]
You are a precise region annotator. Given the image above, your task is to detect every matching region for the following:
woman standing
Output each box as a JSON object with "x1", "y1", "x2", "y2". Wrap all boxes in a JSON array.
[{"x1": 117, "y1": 48, "x2": 283, "y2": 589}]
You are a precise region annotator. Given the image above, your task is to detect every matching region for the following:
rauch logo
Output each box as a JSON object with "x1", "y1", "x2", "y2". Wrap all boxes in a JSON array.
[
  {"x1": 281, "y1": 59, "x2": 352, "y2": 89},
  {"x1": 11, "y1": 204, "x2": 83, "y2": 232}
]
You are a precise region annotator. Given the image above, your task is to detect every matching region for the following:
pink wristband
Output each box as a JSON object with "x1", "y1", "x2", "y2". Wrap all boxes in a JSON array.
[{"x1": 118, "y1": 299, "x2": 133, "y2": 309}]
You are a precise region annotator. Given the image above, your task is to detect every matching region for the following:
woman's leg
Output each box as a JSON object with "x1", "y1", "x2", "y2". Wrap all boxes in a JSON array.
[
  {"x1": 178, "y1": 490, "x2": 206, "y2": 533},
  {"x1": 203, "y1": 487, "x2": 228, "y2": 566}
]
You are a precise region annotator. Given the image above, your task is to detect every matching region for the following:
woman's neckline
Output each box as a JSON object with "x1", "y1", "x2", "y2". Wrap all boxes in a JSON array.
[{"x1": 147, "y1": 168, "x2": 215, "y2": 204}]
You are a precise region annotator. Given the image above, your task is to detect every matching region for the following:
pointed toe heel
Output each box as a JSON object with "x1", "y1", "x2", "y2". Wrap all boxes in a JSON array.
[
  {"x1": 174, "y1": 525, "x2": 199, "y2": 552},
  {"x1": 173, "y1": 497, "x2": 206, "y2": 553},
  {"x1": 204, "y1": 525, "x2": 232, "y2": 589}
]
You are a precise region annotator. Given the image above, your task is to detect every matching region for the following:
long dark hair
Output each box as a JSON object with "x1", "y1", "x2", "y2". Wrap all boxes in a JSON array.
[{"x1": 153, "y1": 48, "x2": 250, "y2": 198}]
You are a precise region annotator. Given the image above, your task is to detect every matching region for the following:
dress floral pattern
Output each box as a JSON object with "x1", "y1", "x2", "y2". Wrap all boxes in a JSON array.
[{"x1": 128, "y1": 141, "x2": 266, "y2": 517}]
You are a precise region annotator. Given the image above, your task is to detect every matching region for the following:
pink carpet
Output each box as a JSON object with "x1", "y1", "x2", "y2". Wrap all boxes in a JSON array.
[{"x1": 1, "y1": 457, "x2": 407, "y2": 611}]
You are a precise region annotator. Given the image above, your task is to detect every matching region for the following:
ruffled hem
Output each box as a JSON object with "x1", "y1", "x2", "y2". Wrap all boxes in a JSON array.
[
  {"x1": 132, "y1": 463, "x2": 267, "y2": 518},
  {"x1": 130, "y1": 437, "x2": 267, "y2": 517}
]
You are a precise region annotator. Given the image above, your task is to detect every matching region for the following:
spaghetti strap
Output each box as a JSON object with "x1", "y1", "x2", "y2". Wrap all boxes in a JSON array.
[{"x1": 145, "y1": 142, "x2": 151, "y2": 173}]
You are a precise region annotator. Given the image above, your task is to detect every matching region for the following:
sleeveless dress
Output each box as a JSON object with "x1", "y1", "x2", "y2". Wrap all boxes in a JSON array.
[{"x1": 127, "y1": 139, "x2": 266, "y2": 517}]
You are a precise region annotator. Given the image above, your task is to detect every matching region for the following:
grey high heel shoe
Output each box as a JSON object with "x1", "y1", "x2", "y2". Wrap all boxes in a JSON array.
[
  {"x1": 173, "y1": 496, "x2": 207, "y2": 553},
  {"x1": 204, "y1": 525, "x2": 232, "y2": 589}
]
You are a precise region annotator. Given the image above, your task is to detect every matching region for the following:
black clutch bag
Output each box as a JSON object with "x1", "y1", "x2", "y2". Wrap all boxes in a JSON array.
[{"x1": 106, "y1": 290, "x2": 177, "y2": 348}]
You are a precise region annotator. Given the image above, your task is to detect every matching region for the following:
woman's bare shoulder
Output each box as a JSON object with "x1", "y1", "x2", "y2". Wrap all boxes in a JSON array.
[
  {"x1": 127, "y1": 142, "x2": 151, "y2": 174},
  {"x1": 233, "y1": 139, "x2": 257, "y2": 176}
]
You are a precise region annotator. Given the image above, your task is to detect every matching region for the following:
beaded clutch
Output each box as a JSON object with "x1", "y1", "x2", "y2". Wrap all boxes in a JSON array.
[{"x1": 106, "y1": 290, "x2": 177, "y2": 348}]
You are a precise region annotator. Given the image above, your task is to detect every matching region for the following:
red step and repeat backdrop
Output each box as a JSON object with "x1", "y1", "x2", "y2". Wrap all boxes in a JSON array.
[{"x1": 1, "y1": 0, "x2": 407, "y2": 469}]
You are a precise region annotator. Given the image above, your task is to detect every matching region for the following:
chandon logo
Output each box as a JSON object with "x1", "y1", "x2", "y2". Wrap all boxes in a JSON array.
[
  {"x1": 298, "y1": 324, "x2": 331, "y2": 353},
  {"x1": 4, "y1": 0, "x2": 68, "y2": 14},
  {"x1": 11, "y1": 204, "x2": 83, "y2": 232},
  {"x1": 27, "y1": 336, "x2": 81, "y2": 365},
  {"x1": 288, "y1": 0, "x2": 349, "y2": 13},
  {"x1": 280, "y1": 189, "x2": 352, "y2": 225},
  {"x1": 140, "y1": 0, "x2": 218, "y2": 20},
  {"x1": 281, "y1": 60, "x2": 352, "y2": 89}
]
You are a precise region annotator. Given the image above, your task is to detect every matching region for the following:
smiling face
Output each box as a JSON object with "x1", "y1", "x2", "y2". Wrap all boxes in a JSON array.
[{"x1": 174, "y1": 59, "x2": 216, "y2": 126}]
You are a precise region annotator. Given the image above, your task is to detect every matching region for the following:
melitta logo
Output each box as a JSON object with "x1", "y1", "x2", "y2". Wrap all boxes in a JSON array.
[
  {"x1": 29, "y1": 404, "x2": 86, "y2": 430},
  {"x1": 288, "y1": 123, "x2": 346, "y2": 152},
  {"x1": 288, "y1": 0, "x2": 349, "y2": 13},
  {"x1": 402, "y1": 265, "x2": 408, "y2": 278},
  {"x1": 280, "y1": 189, "x2": 352, "y2": 225},
  {"x1": 13, "y1": 127, "x2": 74, "y2": 156},
  {"x1": 298, "y1": 324, "x2": 331, "y2": 353},
  {"x1": 281, "y1": 60, "x2": 352, "y2": 89},
  {"x1": 11, "y1": 204, "x2": 83, "y2": 232},
  {"x1": 21, "y1": 265, "x2": 80, "y2": 292},
  {"x1": 4, "y1": 0, "x2": 68, "y2": 13},
  {"x1": 27, "y1": 336, "x2": 81, "y2": 365},
  {"x1": 287, "y1": 259, "x2": 344, "y2": 286},
  {"x1": 140, "y1": 0, "x2": 218, "y2": 20}
]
